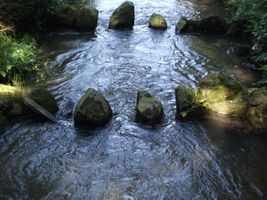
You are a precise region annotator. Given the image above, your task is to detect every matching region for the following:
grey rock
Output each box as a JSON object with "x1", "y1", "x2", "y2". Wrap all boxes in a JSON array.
[
  {"x1": 74, "y1": 88, "x2": 113, "y2": 127},
  {"x1": 135, "y1": 91, "x2": 164, "y2": 124},
  {"x1": 109, "y1": 1, "x2": 135, "y2": 29}
]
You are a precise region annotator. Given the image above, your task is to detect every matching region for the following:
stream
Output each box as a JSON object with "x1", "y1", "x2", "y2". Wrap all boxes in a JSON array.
[{"x1": 0, "y1": 0, "x2": 267, "y2": 199}]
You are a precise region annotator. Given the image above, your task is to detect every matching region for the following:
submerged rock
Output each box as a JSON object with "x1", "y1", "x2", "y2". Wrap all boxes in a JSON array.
[
  {"x1": 176, "y1": 15, "x2": 228, "y2": 34},
  {"x1": 135, "y1": 91, "x2": 164, "y2": 124},
  {"x1": 27, "y1": 88, "x2": 58, "y2": 115},
  {"x1": 109, "y1": 1, "x2": 135, "y2": 29},
  {"x1": 149, "y1": 14, "x2": 167, "y2": 30},
  {"x1": 74, "y1": 88, "x2": 113, "y2": 128},
  {"x1": 76, "y1": 7, "x2": 98, "y2": 30}
]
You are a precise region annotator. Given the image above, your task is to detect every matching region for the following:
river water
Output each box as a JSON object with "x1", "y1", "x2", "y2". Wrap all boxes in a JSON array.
[{"x1": 0, "y1": 0, "x2": 267, "y2": 199}]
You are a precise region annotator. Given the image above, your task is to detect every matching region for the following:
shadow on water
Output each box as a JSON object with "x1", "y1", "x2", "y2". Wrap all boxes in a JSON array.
[{"x1": 0, "y1": 0, "x2": 266, "y2": 199}]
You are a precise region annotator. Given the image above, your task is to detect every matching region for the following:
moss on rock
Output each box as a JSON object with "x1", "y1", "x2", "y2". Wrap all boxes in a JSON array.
[
  {"x1": 74, "y1": 88, "x2": 113, "y2": 128},
  {"x1": 109, "y1": 1, "x2": 135, "y2": 29},
  {"x1": 0, "y1": 84, "x2": 25, "y2": 117},
  {"x1": 76, "y1": 7, "x2": 98, "y2": 30},
  {"x1": 175, "y1": 16, "x2": 228, "y2": 35},
  {"x1": 199, "y1": 74, "x2": 248, "y2": 117},
  {"x1": 27, "y1": 88, "x2": 58, "y2": 115},
  {"x1": 136, "y1": 91, "x2": 164, "y2": 124},
  {"x1": 149, "y1": 14, "x2": 167, "y2": 30}
]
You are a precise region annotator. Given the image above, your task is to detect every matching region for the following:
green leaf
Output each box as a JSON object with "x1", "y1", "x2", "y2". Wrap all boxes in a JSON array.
[
  {"x1": 0, "y1": 71, "x2": 6, "y2": 77},
  {"x1": 180, "y1": 111, "x2": 188, "y2": 118}
]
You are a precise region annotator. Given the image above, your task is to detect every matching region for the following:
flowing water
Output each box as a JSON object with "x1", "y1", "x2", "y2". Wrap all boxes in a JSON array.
[{"x1": 0, "y1": 0, "x2": 266, "y2": 199}]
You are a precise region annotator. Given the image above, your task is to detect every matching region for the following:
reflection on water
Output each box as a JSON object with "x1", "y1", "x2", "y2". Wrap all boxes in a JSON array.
[{"x1": 0, "y1": 0, "x2": 266, "y2": 199}]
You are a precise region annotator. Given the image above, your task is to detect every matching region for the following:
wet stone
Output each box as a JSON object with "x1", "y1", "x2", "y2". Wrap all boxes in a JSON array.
[
  {"x1": 135, "y1": 91, "x2": 164, "y2": 124},
  {"x1": 149, "y1": 13, "x2": 167, "y2": 30},
  {"x1": 74, "y1": 88, "x2": 113, "y2": 128},
  {"x1": 109, "y1": 1, "x2": 135, "y2": 29}
]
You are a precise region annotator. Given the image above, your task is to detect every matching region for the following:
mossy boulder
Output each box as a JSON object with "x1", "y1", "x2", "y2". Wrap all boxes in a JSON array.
[
  {"x1": 27, "y1": 88, "x2": 58, "y2": 115},
  {"x1": 177, "y1": 76, "x2": 266, "y2": 133},
  {"x1": 53, "y1": 6, "x2": 98, "y2": 30},
  {"x1": 199, "y1": 74, "x2": 248, "y2": 117},
  {"x1": 76, "y1": 7, "x2": 98, "y2": 30},
  {"x1": 0, "y1": 84, "x2": 25, "y2": 117},
  {"x1": 54, "y1": 5, "x2": 78, "y2": 27},
  {"x1": 135, "y1": 91, "x2": 164, "y2": 124},
  {"x1": 74, "y1": 88, "x2": 113, "y2": 128},
  {"x1": 175, "y1": 16, "x2": 228, "y2": 34},
  {"x1": 245, "y1": 88, "x2": 267, "y2": 132},
  {"x1": 149, "y1": 14, "x2": 167, "y2": 30},
  {"x1": 109, "y1": 1, "x2": 135, "y2": 29}
]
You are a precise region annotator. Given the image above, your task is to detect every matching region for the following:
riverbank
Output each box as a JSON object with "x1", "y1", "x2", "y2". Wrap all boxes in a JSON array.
[
  {"x1": 0, "y1": 0, "x2": 97, "y2": 132},
  {"x1": 0, "y1": 0, "x2": 96, "y2": 85},
  {"x1": 224, "y1": 0, "x2": 267, "y2": 84}
]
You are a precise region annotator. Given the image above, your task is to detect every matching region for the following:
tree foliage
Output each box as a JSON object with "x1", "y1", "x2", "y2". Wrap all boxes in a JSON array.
[{"x1": 229, "y1": 0, "x2": 267, "y2": 64}]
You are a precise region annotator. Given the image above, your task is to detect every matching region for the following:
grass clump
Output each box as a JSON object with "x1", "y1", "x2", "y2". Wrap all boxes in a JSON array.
[{"x1": 0, "y1": 31, "x2": 46, "y2": 85}]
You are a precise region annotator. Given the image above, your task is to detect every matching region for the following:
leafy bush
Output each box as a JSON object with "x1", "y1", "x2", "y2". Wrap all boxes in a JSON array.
[{"x1": 0, "y1": 32, "x2": 44, "y2": 84}]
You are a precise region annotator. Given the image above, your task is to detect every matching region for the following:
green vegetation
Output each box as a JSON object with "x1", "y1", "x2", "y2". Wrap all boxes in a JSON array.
[
  {"x1": 0, "y1": 0, "x2": 57, "y2": 85},
  {"x1": 226, "y1": 0, "x2": 267, "y2": 82},
  {"x1": 0, "y1": 0, "x2": 92, "y2": 85},
  {"x1": 179, "y1": 89, "x2": 205, "y2": 118},
  {"x1": 175, "y1": 86, "x2": 206, "y2": 119},
  {"x1": 0, "y1": 31, "x2": 45, "y2": 84}
]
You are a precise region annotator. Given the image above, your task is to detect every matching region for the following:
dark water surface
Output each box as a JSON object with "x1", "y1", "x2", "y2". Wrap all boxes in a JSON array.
[{"x1": 0, "y1": 0, "x2": 266, "y2": 199}]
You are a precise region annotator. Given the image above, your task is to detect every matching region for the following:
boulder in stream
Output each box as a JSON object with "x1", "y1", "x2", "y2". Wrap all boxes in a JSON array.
[
  {"x1": 108, "y1": 1, "x2": 135, "y2": 29},
  {"x1": 135, "y1": 91, "x2": 164, "y2": 124},
  {"x1": 53, "y1": 5, "x2": 78, "y2": 27},
  {"x1": 76, "y1": 7, "x2": 99, "y2": 30},
  {"x1": 27, "y1": 88, "x2": 58, "y2": 115},
  {"x1": 177, "y1": 74, "x2": 267, "y2": 133},
  {"x1": 52, "y1": 5, "x2": 98, "y2": 31},
  {"x1": 74, "y1": 88, "x2": 113, "y2": 128},
  {"x1": 149, "y1": 14, "x2": 167, "y2": 30},
  {"x1": 176, "y1": 15, "x2": 228, "y2": 34}
]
